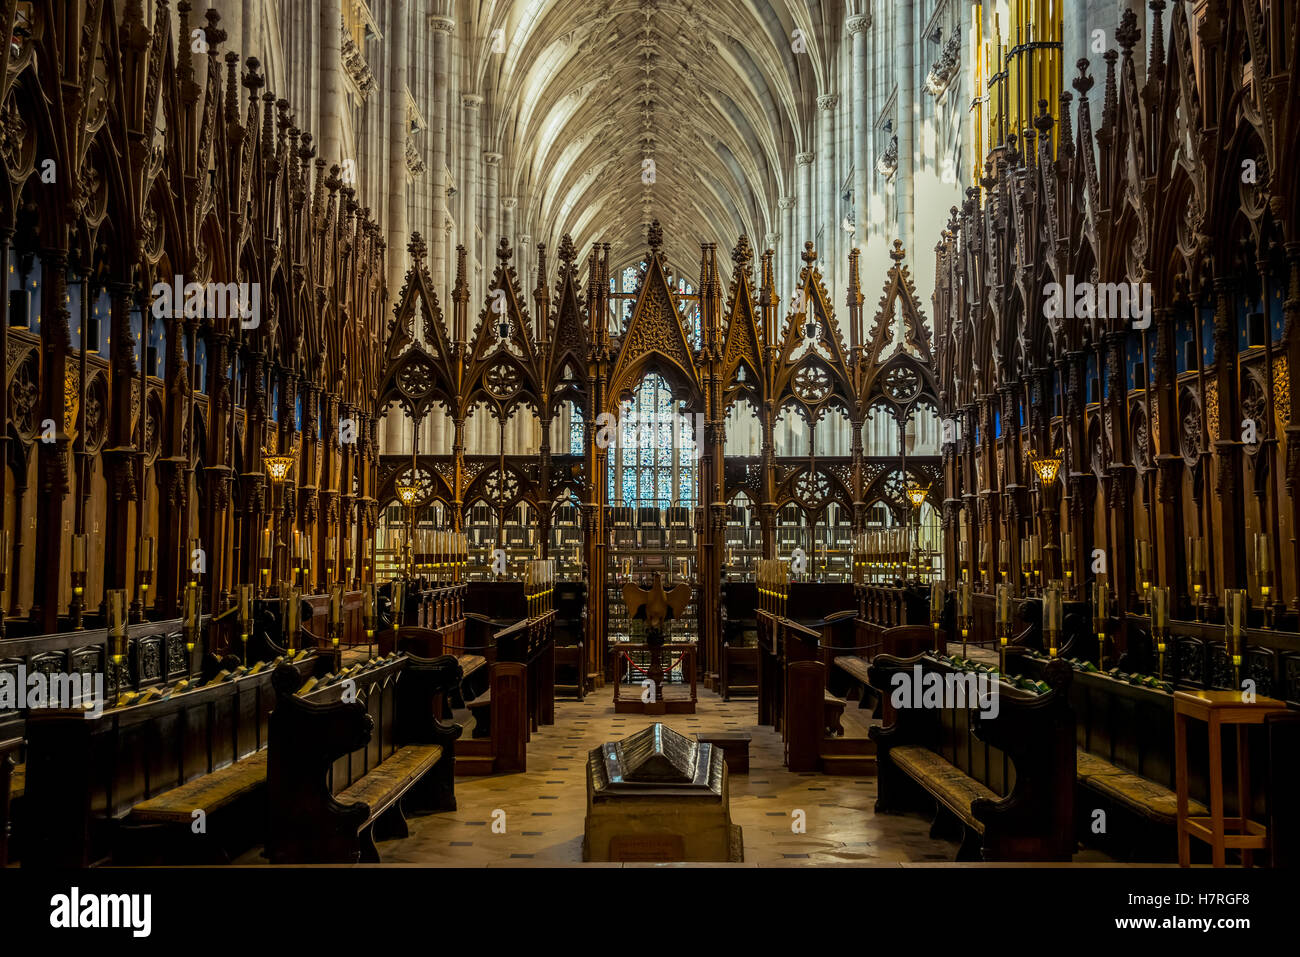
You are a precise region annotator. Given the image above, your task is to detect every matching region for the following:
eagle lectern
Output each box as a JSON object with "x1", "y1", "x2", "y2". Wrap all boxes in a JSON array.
[{"x1": 620, "y1": 573, "x2": 693, "y2": 714}]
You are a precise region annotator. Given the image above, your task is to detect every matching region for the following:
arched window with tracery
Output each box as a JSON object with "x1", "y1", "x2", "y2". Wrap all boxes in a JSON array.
[{"x1": 605, "y1": 372, "x2": 697, "y2": 510}]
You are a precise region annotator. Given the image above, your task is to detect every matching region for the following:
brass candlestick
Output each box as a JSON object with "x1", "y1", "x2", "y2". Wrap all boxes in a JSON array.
[
  {"x1": 1224, "y1": 588, "x2": 1247, "y2": 689},
  {"x1": 362, "y1": 581, "x2": 377, "y2": 658},
  {"x1": 137, "y1": 536, "x2": 156, "y2": 616},
  {"x1": 1044, "y1": 581, "x2": 1063, "y2": 658},
  {"x1": 329, "y1": 581, "x2": 345, "y2": 650},
  {"x1": 1062, "y1": 533, "x2": 1075, "y2": 597},
  {"x1": 1187, "y1": 535, "x2": 1205, "y2": 621},
  {"x1": 1021, "y1": 537, "x2": 1032, "y2": 595},
  {"x1": 1137, "y1": 539, "x2": 1153, "y2": 615},
  {"x1": 957, "y1": 579, "x2": 972, "y2": 658},
  {"x1": 182, "y1": 580, "x2": 201, "y2": 654},
  {"x1": 1255, "y1": 533, "x2": 1273, "y2": 629},
  {"x1": 1151, "y1": 585, "x2": 1170, "y2": 679},
  {"x1": 70, "y1": 532, "x2": 88, "y2": 630},
  {"x1": 107, "y1": 588, "x2": 129, "y2": 666},
  {"x1": 996, "y1": 582, "x2": 1013, "y2": 672},
  {"x1": 1092, "y1": 579, "x2": 1110, "y2": 670},
  {"x1": 283, "y1": 584, "x2": 302, "y2": 655},
  {"x1": 237, "y1": 583, "x2": 253, "y2": 665}
]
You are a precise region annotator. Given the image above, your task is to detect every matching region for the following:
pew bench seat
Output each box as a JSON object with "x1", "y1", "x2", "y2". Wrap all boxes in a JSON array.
[
  {"x1": 466, "y1": 688, "x2": 492, "y2": 738},
  {"x1": 824, "y1": 691, "x2": 846, "y2": 737},
  {"x1": 127, "y1": 750, "x2": 268, "y2": 824},
  {"x1": 890, "y1": 745, "x2": 999, "y2": 835},
  {"x1": 336, "y1": 744, "x2": 445, "y2": 830},
  {"x1": 834, "y1": 655, "x2": 872, "y2": 687},
  {"x1": 458, "y1": 655, "x2": 486, "y2": 681},
  {"x1": 1076, "y1": 750, "x2": 1206, "y2": 824}
]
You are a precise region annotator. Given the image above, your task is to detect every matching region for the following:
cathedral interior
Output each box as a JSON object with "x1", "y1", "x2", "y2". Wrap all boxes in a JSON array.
[{"x1": 1, "y1": 0, "x2": 1299, "y2": 908}]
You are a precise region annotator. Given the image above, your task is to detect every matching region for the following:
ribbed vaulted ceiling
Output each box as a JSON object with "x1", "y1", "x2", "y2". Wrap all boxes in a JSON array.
[{"x1": 469, "y1": 0, "x2": 844, "y2": 269}]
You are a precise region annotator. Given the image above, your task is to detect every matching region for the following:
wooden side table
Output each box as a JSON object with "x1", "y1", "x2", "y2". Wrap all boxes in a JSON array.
[{"x1": 1174, "y1": 690, "x2": 1289, "y2": 867}]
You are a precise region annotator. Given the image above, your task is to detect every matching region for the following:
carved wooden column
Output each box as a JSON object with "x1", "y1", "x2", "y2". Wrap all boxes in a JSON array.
[
  {"x1": 1212, "y1": 278, "x2": 1245, "y2": 590},
  {"x1": 32, "y1": 243, "x2": 72, "y2": 633}
]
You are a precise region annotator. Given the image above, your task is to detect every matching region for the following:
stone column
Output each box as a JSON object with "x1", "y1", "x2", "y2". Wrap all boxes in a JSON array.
[
  {"x1": 429, "y1": 14, "x2": 455, "y2": 292},
  {"x1": 461, "y1": 94, "x2": 482, "y2": 284},
  {"x1": 518, "y1": 232, "x2": 532, "y2": 297},
  {"x1": 502, "y1": 196, "x2": 517, "y2": 255},
  {"x1": 796, "y1": 151, "x2": 815, "y2": 263},
  {"x1": 847, "y1": 14, "x2": 871, "y2": 255},
  {"x1": 384, "y1": 0, "x2": 409, "y2": 456},
  {"x1": 778, "y1": 196, "x2": 796, "y2": 302},
  {"x1": 484, "y1": 152, "x2": 502, "y2": 263},
  {"x1": 319, "y1": 0, "x2": 343, "y2": 165},
  {"x1": 818, "y1": 94, "x2": 839, "y2": 288},
  {"x1": 895, "y1": 0, "x2": 915, "y2": 248}
]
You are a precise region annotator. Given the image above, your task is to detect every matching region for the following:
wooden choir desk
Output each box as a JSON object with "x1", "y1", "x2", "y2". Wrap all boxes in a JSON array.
[{"x1": 1175, "y1": 690, "x2": 1289, "y2": 867}]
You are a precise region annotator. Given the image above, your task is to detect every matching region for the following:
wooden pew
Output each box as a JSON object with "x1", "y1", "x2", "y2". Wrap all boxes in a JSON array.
[
  {"x1": 21, "y1": 654, "x2": 316, "y2": 867},
  {"x1": 553, "y1": 582, "x2": 587, "y2": 699},
  {"x1": 868, "y1": 653, "x2": 1076, "y2": 861},
  {"x1": 831, "y1": 623, "x2": 934, "y2": 705},
  {"x1": 1013, "y1": 645, "x2": 1295, "y2": 862},
  {"x1": 720, "y1": 581, "x2": 759, "y2": 700},
  {"x1": 378, "y1": 624, "x2": 487, "y2": 712},
  {"x1": 265, "y1": 652, "x2": 462, "y2": 864}
]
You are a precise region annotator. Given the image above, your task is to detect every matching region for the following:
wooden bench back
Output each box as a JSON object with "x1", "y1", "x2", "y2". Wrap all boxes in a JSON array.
[
  {"x1": 869, "y1": 653, "x2": 1077, "y2": 860},
  {"x1": 22, "y1": 656, "x2": 313, "y2": 868},
  {"x1": 265, "y1": 653, "x2": 463, "y2": 864},
  {"x1": 1, "y1": 617, "x2": 193, "y2": 744},
  {"x1": 309, "y1": 658, "x2": 405, "y2": 796}
]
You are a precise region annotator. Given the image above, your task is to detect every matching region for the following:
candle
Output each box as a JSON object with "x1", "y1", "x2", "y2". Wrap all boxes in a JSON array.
[
  {"x1": 285, "y1": 585, "x2": 301, "y2": 650},
  {"x1": 996, "y1": 582, "x2": 1011, "y2": 624},
  {"x1": 107, "y1": 588, "x2": 128, "y2": 663},
  {"x1": 1255, "y1": 533, "x2": 1271, "y2": 574},
  {"x1": 930, "y1": 581, "x2": 945, "y2": 619},
  {"x1": 183, "y1": 581, "x2": 200, "y2": 651},
  {"x1": 1225, "y1": 588, "x2": 1246, "y2": 637},
  {"x1": 1151, "y1": 585, "x2": 1169, "y2": 628},
  {"x1": 999, "y1": 539, "x2": 1010, "y2": 569},
  {"x1": 330, "y1": 582, "x2": 345, "y2": 646},
  {"x1": 71, "y1": 532, "x2": 88, "y2": 596},
  {"x1": 1092, "y1": 579, "x2": 1110, "y2": 622},
  {"x1": 238, "y1": 583, "x2": 253, "y2": 628},
  {"x1": 1044, "y1": 583, "x2": 1062, "y2": 631},
  {"x1": 363, "y1": 582, "x2": 377, "y2": 635},
  {"x1": 261, "y1": 526, "x2": 272, "y2": 561}
]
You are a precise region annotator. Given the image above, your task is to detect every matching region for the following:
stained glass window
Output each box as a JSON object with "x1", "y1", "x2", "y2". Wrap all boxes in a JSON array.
[{"x1": 605, "y1": 372, "x2": 696, "y2": 509}]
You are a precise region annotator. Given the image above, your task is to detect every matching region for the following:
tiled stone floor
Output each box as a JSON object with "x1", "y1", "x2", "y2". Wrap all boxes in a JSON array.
[{"x1": 364, "y1": 689, "x2": 950, "y2": 867}]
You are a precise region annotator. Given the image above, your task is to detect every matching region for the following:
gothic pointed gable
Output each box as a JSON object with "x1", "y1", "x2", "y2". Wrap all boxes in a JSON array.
[
  {"x1": 863, "y1": 240, "x2": 934, "y2": 375},
  {"x1": 470, "y1": 238, "x2": 536, "y2": 371},
  {"x1": 609, "y1": 221, "x2": 699, "y2": 400},
  {"x1": 385, "y1": 232, "x2": 453, "y2": 366},
  {"x1": 546, "y1": 234, "x2": 589, "y2": 396},
  {"x1": 774, "y1": 242, "x2": 853, "y2": 400},
  {"x1": 721, "y1": 236, "x2": 764, "y2": 396}
]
